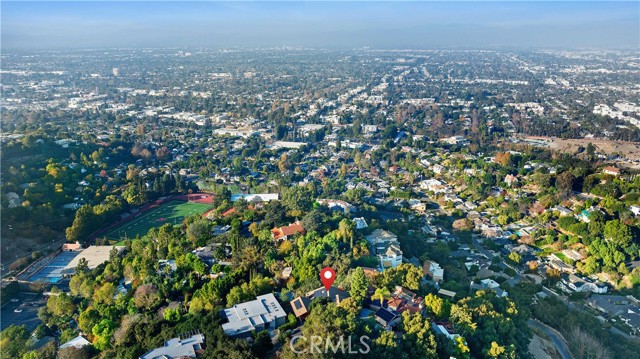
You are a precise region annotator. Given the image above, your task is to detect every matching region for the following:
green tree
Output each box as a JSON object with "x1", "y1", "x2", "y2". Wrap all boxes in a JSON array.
[
  {"x1": 0, "y1": 325, "x2": 30, "y2": 358},
  {"x1": 46, "y1": 292, "x2": 75, "y2": 318},
  {"x1": 400, "y1": 311, "x2": 438, "y2": 358},
  {"x1": 424, "y1": 293, "x2": 450, "y2": 318},
  {"x1": 508, "y1": 252, "x2": 521, "y2": 265},
  {"x1": 372, "y1": 287, "x2": 390, "y2": 304},
  {"x1": 349, "y1": 267, "x2": 368, "y2": 305},
  {"x1": 93, "y1": 282, "x2": 117, "y2": 306},
  {"x1": 604, "y1": 220, "x2": 632, "y2": 247}
]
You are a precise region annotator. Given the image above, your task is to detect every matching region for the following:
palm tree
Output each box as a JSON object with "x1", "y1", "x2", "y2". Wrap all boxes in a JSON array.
[{"x1": 372, "y1": 287, "x2": 390, "y2": 306}]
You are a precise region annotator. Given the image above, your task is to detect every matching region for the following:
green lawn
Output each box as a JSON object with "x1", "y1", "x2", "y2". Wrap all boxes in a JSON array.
[{"x1": 104, "y1": 200, "x2": 212, "y2": 242}]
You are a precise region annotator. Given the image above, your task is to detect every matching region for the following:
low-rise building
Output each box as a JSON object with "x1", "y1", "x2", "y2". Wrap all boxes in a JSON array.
[
  {"x1": 290, "y1": 286, "x2": 350, "y2": 319},
  {"x1": 387, "y1": 286, "x2": 423, "y2": 314},
  {"x1": 423, "y1": 260, "x2": 444, "y2": 282},
  {"x1": 140, "y1": 333, "x2": 205, "y2": 359},
  {"x1": 602, "y1": 166, "x2": 621, "y2": 176},
  {"x1": 221, "y1": 293, "x2": 286, "y2": 338},
  {"x1": 557, "y1": 274, "x2": 608, "y2": 294},
  {"x1": 366, "y1": 229, "x2": 403, "y2": 271},
  {"x1": 271, "y1": 221, "x2": 305, "y2": 241},
  {"x1": 471, "y1": 279, "x2": 508, "y2": 297},
  {"x1": 62, "y1": 246, "x2": 125, "y2": 274},
  {"x1": 374, "y1": 307, "x2": 400, "y2": 330},
  {"x1": 431, "y1": 321, "x2": 462, "y2": 342},
  {"x1": 316, "y1": 199, "x2": 355, "y2": 213},
  {"x1": 59, "y1": 335, "x2": 91, "y2": 350},
  {"x1": 353, "y1": 217, "x2": 368, "y2": 230}
]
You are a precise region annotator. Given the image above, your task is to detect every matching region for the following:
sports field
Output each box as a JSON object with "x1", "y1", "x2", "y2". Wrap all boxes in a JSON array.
[{"x1": 103, "y1": 200, "x2": 212, "y2": 242}]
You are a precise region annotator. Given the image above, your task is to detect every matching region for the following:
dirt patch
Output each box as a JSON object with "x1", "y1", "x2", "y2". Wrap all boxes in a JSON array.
[
  {"x1": 529, "y1": 330, "x2": 562, "y2": 359},
  {"x1": 519, "y1": 136, "x2": 640, "y2": 169}
]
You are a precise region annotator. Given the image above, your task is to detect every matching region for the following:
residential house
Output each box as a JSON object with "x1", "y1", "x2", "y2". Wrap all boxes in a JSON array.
[
  {"x1": 290, "y1": 286, "x2": 350, "y2": 319},
  {"x1": 620, "y1": 310, "x2": 640, "y2": 335},
  {"x1": 59, "y1": 335, "x2": 91, "y2": 350},
  {"x1": 140, "y1": 333, "x2": 205, "y2": 359},
  {"x1": 378, "y1": 243, "x2": 403, "y2": 271},
  {"x1": 548, "y1": 257, "x2": 576, "y2": 274},
  {"x1": 562, "y1": 249, "x2": 584, "y2": 262},
  {"x1": 552, "y1": 205, "x2": 573, "y2": 217},
  {"x1": 316, "y1": 199, "x2": 356, "y2": 214},
  {"x1": 221, "y1": 293, "x2": 286, "y2": 338},
  {"x1": 271, "y1": 221, "x2": 305, "y2": 241},
  {"x1": 374, "y1": 307, "x2": 400, "y2": 330},
  {"x1": 587, "y1": 294, "x2": 639, "y2": 317},
  {"x1": 353, "y1": 217, "x2": 368, "y2": 230},
  {"x1": 419, "y1": 179, "x2": 448, "y2": 194},
  {"x1": 602, "y1": 166, "x2": 621, "y2": 176},
  {"x1": 557, "y1": 274, "x2": 608, "y2": 294},
  {"x1": 471, "y1": 279, "x2": 508, "y2": 297},
  {"x1": 431, "y1": 321, "x2": 462, "y2": 342},
  {"x1": 423, "y1": 260, "x2": 444, "y2": 282},
  {"x1": 504, "y1": 174, "x2": 519, "y2": 186},
  {"x1": 387, "y1": 286, "x2": 424, "y2": 314},
  {"x1": 366, "y1": 229, "x2": 403, "y2": 271},
  {"x1": 440, "y1": 136, "x2": 469, "y2": 146}
]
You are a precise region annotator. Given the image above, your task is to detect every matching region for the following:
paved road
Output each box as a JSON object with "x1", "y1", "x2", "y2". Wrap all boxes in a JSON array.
[
  {"x1": 0, "y1": 292, "x2": 44, "y2": 331},
  {"x1": 528, "y1": 319, "x2": 573, "y2": 359}
]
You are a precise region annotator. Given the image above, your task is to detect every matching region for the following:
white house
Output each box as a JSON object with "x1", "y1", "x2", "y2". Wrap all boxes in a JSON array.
[
  {"x1": 353, "y1": 217, "x2": 368, "y2": 230},
  {"x1": 423, "y1": 260, "x2": 444, "y2": 282},
  {"x1": 221, "y1": 293, "x2": 286, "y2": 338},
  {"x1": 59, "y1": 335, "x2": 91, "y2": 350},
  {"x1": 557, "y1": 274, "x2": 608, "y2": 294},
  {"x1": 602, "y1": 166, "x2": 621, "y2": 176},
  {"x1": 378, "y1": 243, "x2": 403, "y2": 271},
  {"x1": 140, "y1": 334, "x2": 205, "y2": 359},
  {"x1": 366, "y1": 229, "x2": 403, "y2": 271}
]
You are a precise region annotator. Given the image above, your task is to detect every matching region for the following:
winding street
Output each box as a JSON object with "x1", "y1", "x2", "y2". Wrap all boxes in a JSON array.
[{"x1": 527, "y1": 319, "x2": 573, "y2": 359}]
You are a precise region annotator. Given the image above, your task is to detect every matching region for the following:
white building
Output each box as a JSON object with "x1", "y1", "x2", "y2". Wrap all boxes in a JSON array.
[
  {"x1": 230, "y1": 193, "x2": 279, "y2": 202},
  {"x1": 557, "y1": 274, "x2": 608, "y2": 294},
  {"x1": 221, "y1": 293, "x2": 286, "y2": 338},
  {"x1": 423, "y1": 260, "x2": 444, "y2": 282},
  {"x1": 316, "y1": 199, "x2": 355, "y2": 213},
  {"x1": 140, "y1": 333, "x2": 205, "y2": 359},
  {"x1": 59, "y1": 335, "x2": 91, "y2": 350},
  {"x1": 366, "y1": 229, "x2": 403, "y2": 271},
  {"x1": 363, "y1": 125, "x2": 378, "y2": 133},
  {"x1": 353, "y1": 217, "x2": 368, "y2": 230},
  {"x1": 440, "y1": 136, "x2": 469, "y2": 146},
  {"x1": 378, "y1": 243, "x2": 403, "y2": 271}
]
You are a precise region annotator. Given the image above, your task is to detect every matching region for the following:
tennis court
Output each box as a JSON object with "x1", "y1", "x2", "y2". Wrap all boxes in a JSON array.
[
  {"x1": 28, "y1": 251, "x2": 79, "y2": 283},
  {"x1": 103, "y1": 200, "x2": 212, "y2": 241}
]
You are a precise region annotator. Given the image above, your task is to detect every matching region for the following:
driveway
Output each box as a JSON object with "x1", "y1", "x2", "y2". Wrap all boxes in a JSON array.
[{"x1": 528, "y1": 319, "x2": 573, "y2": 359}]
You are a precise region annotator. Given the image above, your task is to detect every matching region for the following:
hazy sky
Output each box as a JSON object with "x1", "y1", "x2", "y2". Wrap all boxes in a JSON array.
[{"x1": 2, "y1": 1, "x2": 639, "y2": 50}]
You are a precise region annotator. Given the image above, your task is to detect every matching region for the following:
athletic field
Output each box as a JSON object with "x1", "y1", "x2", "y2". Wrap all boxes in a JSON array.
[{"x1": 103, "y1": 200, "x2": 212, "y2": 242}]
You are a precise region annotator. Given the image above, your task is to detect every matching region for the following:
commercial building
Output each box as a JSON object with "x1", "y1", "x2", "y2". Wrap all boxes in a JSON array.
[{"x1": 62, "y1": 246, "x2": 125, "y2": 274}]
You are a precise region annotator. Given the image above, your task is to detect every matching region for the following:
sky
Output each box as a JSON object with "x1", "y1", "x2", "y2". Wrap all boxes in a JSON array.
[{"x1": 1, "y1": 1, "x2": 639, "y2": 50}]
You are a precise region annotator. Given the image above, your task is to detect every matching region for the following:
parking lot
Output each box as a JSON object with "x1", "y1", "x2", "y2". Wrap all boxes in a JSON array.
[{"x1": 1, "y1": 292, "x2": 44, "y2": 331}]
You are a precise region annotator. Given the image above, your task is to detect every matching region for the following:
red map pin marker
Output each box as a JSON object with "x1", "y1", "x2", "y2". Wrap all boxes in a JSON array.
[{"x1": 320, "y1": 266, "x2": 336, "y2": 292}]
